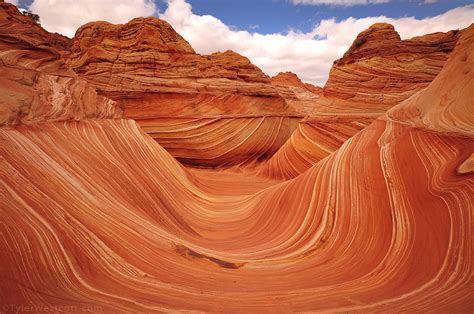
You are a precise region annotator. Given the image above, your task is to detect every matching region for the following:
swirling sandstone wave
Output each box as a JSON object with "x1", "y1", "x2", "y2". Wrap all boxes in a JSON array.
[
  {"x1": 1, "y1": 18, "x2": 473, "y2": 312},
  {"x1": 66, "y1": 17, "x2": 306, "y2": 167},
  {"x1": 139, "y1": 116, "x2": 300, "y2": 168},
  {"x1": 0, "y1": 3, "x2": 121, "y2": 126},
  {"x1": 257, "y1": 114, "x2": 375, "y2": 179},
  {"x1": 259, "y1": 24, "x2": 464, "y2": 178}
]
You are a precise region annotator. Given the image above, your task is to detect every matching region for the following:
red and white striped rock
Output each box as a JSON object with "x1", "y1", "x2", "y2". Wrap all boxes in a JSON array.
[
  {"x1": 1, "y1": 2, "x2": 473, "y2": 311},
  {"x1": 0, "y1": 2, "x2": 121, "y2": 126}
]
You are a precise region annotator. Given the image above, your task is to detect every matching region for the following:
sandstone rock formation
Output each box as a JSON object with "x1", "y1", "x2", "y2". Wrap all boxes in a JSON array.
[
  {"x1": 319, "y1": 23, "x2": 461, "y2": 113},
  {"x1": 271, "y1": 71, "x2": 322, "y2": 94},
  {"x1": 266, "y1": 23, "x2": 464, "y2": 179},
  {"x1": 139, "y1": 116, "x2": 300, "y2": 167},
  {"x1": 270, "y1": 71, "x2": 322, "y2": 113},
  {"x1": 67, "y1": 18, "x2": 289, "y2": 115},
  {"x1": 257, "y1": 114, "x2": 375, "y2": 179},
  {"x1": 0, "y1": 2, "x2": 121, "y2": 126},
  {"x1": 66, "y1": 17, "x2": 303, "y2": 167},
  {"x1": 1, "y1": 1, "x2": 473, "y2": 311}
]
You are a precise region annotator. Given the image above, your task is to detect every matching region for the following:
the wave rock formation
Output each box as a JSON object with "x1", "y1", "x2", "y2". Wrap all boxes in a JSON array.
[{"x1": 0, "y1": 2, "x2": 473, "y2": 312}]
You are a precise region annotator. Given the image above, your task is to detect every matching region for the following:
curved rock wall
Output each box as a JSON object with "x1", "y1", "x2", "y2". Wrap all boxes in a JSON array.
[
  {"x1": 1, "y1": 3, "x2": 473, "y2": 311},
  {"x1": 0, "y1": 3, "x2": 121, "y2": 126}
]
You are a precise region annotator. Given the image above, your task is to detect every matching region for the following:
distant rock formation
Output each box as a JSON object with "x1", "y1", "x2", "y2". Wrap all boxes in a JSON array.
[
  {"x1": 263, "y1": 22, "x2": 465, "y2": 179},
  {"x1": 66, "y1": 17, "x2": 305, "y2": 167},
  {"x1": 320, "y1": 23, "x2": 461, "y2": 113},
  {"x1": 271, "y1": 71, "x2": 322, "y2": 94},
  {"x1": 269, "y1": 72, "x2": 322, "y2": 113},
  {"x1": 67, "y1": 17, "x2": 291, "y2": 116}
]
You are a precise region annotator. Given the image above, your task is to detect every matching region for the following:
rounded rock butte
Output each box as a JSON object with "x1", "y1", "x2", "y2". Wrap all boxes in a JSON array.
[{"x1": 0, "y1": 2, "x2": 473, "y2": 312}]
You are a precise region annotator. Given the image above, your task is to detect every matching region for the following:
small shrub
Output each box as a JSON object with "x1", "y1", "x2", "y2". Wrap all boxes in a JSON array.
[{"x1": 22, "y1": 10, "x2": 40, "y2": 25}]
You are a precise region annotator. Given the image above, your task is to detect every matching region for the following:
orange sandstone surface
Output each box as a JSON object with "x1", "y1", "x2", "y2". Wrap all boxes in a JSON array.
[
  {"x1": 0, "y1": 3, "x2": 121, "y2": 125},
  {"x1": 270, "y1": 71, "x2": 322, "y2": 113},
  {"x1": 265, "y1": 23, "x2": 463, "y2": 178},
  {"x1": 1, "y1": 1, "x2": 473, "y2": 312},
  {"x1": 66, "y1": 17, "x2": 306, "y2": 167},
  {"x1": 319, "y1": 22, "x2": 461, "y2": 113}
]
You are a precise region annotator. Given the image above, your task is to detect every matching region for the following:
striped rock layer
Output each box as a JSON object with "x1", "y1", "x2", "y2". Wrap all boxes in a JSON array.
[
  {"x1": 319, "y1": 23, "x2": 461, "y2": 113},
  {"x1": 66, "y1": 17, "x2": 312, "y2": 167},
  {"x1": 0, "y1": 2, "x2": 121, "y2": 126},
  {"x1": 65, "y1": 19, "x2": 460, "y2": 169},
  {"x1": 261, "y1": 23, "x2": 465, "y2": 179},
  {"x1": 270, "y1": 71, "x2": 322, "y2": 113},
  {"x1": 257, "y1": 114, "x2": 376, "y2": 179},
  {"x1": 1, "y1": 0, "x2": 473, "y2": 307}
]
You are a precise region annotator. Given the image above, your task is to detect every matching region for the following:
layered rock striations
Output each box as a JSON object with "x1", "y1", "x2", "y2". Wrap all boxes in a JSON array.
[
  {"x1": 319, "y1": 23, "x2": 461, "y2": 113},
  {"x1": 66, "y1": 17, "x2": 303, "y2": 167},
  {"x1": 67, "y1": 18, "x2": 290, "y2": 115},
  {"x1": 1, "y1": 23, "x2": 473, "y2": 311},
  {"x1": 0, "y1": 2, "x2": 121, "y2": 126},
  {"x1": 1, "y1": 2, "x2": 473, "y2": 311},
  {"x1": 264, "y1": 23, "x2": 465, "y2": 178},
  {"x1": 270, "y1": 71, "x2": 322, "y2": 113},
  {"x1": 271, "y1": 71, "x2": 322, "y2": 94},
  {"x1": 257, "y1": 114, "x2": 375, "y2": 179}
]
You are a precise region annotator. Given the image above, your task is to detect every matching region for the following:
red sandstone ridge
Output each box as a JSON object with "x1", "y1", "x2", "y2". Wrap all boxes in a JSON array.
[
  {"x1": 0, "y1": 3, "x2": 121, "y2": 125},
  {"x1": 67, "y1": 17, "x2": 291, "y2": 117},
  {"x1": 318, "y1": 23, "x2": 461, "y2": 113},
  {"x1": 271, "y1": 71, "x2": 322, "y2": 94},
  {"x1": 66, "y1": 17, "x2": 302, "y2": 167},
  {"x1": 269, "y1": 72, "x2": 322, "y2": 113},
  {"x1": 271, "y1": 22, "x2": 466, "y2": 179},
  {"x1": 0, "y1": 1, "x2": 71, "y2": 54}
]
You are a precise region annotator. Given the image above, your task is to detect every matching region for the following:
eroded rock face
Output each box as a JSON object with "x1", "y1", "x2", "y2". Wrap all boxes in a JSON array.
[
  {"x1": 67, "y1": 17, "x2": 290, "y2": 116},
  {"x1": 321, "y1": 23, "x2": 461, "y2": 113},
  {"x1": 0, "y1": 3, "x2": 121, "y2": 126},
  {"x1": 270, "y1": 72, "x2": 322, "y2": 113},
  {"x1": 66, "y1": 17, "x2": 301, "y2": 167},
  {"x1": 1, "y1": 0, "x2": 473, "y2": 311},
  {"x1": 1, "y1": 24, "x2": 473, "y2": 312},
  {"x1": 257, "y1": 114, "x2": 376, "y2": 179},
  {"x1": 271, "y1": 71, "x2": 322, "y2": 94}
]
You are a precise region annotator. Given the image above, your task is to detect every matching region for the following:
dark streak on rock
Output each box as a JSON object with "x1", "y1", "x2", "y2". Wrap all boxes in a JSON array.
[{"x1": 175, "y1": 244, "x2": 244, "y2": 269}]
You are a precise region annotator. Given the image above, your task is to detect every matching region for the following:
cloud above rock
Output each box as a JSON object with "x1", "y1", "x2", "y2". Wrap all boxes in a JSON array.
[
  {"x1": 160, "y1": 0, "x2": 474, "y2": 85},
  {"x1": 291, "y1": 0, "x2": 390, "y2": 6},
  {"x1": 28, "y1": 0, "x2": 156, "y2": 38}
]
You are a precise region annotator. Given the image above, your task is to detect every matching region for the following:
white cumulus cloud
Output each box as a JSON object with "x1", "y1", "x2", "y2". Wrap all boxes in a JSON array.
[
  {"x1": 291, "y1": 0, "x2": 390, "y2": 6},
  {"x1": 25, "y1": 0, "x2": 474, "y2": 86},
  {"x1": 160, "y1": 0, "x2": 474, "y2": 85},
  {"x1": 28, "y1": 0, "x2": 157, "y2": 37}
]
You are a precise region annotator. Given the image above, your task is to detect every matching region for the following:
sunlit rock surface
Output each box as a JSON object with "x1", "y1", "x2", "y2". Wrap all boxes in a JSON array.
[
  {"x1": 319, "y1": 23, "x2": 461, "y2": 113},
  {"x1": 66, "y1": 16, "x2": 305, "y2": 167},
  {"x1": 0, "y1": 3, "x2": 121, "y2": 126},
  {"x1": 270, "y1": 71, "x2": 322, "y2": 113},
  {"x1": 1, "y1": 2, "x2": 473, "y2": 311},
  {"x1": 262, "y1": 23, "x2": 464, "y2": 179}
]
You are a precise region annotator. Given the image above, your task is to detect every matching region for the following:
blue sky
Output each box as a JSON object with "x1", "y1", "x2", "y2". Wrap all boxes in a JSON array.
[
  {"x1": 183, "y1": 0, "x2": 474, "y2": 34},
  {"x1": 13, "y1": 0, "x2": 474, "y2": 84},
  {"x1": 18, "y1": 0, "x2": 474, "y2": 35}
]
